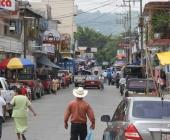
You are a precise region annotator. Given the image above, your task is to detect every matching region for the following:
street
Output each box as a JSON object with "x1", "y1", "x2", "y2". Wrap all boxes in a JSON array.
[{"x1": 2, "y1": 84, "x2": 122, "y2": 140}]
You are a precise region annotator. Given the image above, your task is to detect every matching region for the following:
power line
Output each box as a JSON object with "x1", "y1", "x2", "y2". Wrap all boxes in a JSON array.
[{"x1": 56, "y1": 1, "x2": 114, "y2": 19}]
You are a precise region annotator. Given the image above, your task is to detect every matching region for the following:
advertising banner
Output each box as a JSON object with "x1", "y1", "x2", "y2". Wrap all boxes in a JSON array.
[{"x1": 0, "y1": 0, "x2": 15, "y2": 11}]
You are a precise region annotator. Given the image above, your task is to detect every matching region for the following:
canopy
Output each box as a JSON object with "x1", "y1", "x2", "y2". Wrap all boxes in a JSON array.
[
  {"x1": 157, "y1": 52, "x2": 170, "y2": 65},
  {"x1": 21, "y1": 58, "x2": 34, "y2": 67},
  {"x1": 37, "y1": 56, "x2": 61, "y2": 69},
  {"x1": 0, "y1": 59, "x2": 10, "y2": 69},
  {"x1": 0, "y1": 57, "x2": 34, "y2": 69}
]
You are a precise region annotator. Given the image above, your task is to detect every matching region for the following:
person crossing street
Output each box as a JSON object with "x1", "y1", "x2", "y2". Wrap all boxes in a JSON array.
[{"x1": 64, "y1": 87, "x2": 95, "y2": 140}]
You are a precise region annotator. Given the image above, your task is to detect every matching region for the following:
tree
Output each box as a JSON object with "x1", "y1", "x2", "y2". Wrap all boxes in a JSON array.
[{"x1": 75, "y1": 26, "x2": 122, "y2": 64}]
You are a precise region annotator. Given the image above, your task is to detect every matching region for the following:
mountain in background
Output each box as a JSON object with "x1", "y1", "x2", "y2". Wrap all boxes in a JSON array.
[{"x1": 75, "y1": 10, "x2": 139, "y2": 35}]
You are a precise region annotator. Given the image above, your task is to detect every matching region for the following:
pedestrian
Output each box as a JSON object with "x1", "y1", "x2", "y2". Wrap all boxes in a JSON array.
[
  {"x1": 0, "y1": 91, "x2": 6, "y2": 139},
  {"x1": 11, "y1": 88, "x2": 37, "y2": 140},
  {"x1": 99, "y1": 74, "x2": 104, "y2": 90},
  {"x1": 64, "y1": 87, "x2": 95, "y2": 140},
  {"x1": 20, "y1": 83, "x2": 27, "y2": 96}
]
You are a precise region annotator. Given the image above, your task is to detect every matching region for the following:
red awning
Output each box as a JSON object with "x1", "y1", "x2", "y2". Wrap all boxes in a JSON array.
[
  {"x1": 0, "y1": 59, "x2": 10, "y2": 69},
  {"x1": 148, "y1": 39, "x2": 170, "y2": 47}
]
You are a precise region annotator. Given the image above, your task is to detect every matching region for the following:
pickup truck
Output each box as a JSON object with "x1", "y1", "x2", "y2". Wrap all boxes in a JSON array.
[{"x1": 0, "y1": 77, "x2": 15, "y2": 117}]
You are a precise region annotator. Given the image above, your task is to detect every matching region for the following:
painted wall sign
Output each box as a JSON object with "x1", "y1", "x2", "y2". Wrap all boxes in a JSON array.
[{"x1": 0, "y1": 0, "x2": 15, "y2": 11}]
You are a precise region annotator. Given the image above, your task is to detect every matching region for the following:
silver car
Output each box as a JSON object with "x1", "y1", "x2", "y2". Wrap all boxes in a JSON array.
[{"x1": 101, "y1": 97, "x2": 170, "y2": 140}]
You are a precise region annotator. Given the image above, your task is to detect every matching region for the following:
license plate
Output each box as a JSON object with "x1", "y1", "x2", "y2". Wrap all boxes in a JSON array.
[
  {"x1": 162, "y1": 133, "x2": 170, "y2": 140},
  {"x1": 91, "y1": 82, "x2": 94, "y2": 84}
]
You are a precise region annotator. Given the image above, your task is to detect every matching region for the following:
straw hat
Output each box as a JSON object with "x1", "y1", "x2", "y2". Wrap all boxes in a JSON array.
[{"x1": 73, "y1": 87, "x2": 88, "y2": 98}]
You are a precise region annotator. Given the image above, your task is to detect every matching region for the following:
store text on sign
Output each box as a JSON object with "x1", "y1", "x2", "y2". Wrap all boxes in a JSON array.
[{"x1": 0, "y1": 0, "x2": 15, "y2": 11}]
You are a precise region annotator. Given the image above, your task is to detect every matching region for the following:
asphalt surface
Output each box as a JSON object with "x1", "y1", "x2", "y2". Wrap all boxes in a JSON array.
[{"x1": 2, "y1": 83, "x2": 122, "y2": 140}]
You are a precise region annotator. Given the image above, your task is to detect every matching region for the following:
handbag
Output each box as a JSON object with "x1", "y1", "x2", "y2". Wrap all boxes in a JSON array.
[{"x1": 85, "y1": 128, "x2": 94, "y2": 140}]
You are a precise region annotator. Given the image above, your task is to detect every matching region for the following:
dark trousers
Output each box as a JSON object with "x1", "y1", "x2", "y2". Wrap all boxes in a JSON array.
[
  {"x1": 70, "y1": 123, "x2": 87, "y2": 140},
  {"x1": 0, "y1": 116, "x2": 3, "y2": 139}
]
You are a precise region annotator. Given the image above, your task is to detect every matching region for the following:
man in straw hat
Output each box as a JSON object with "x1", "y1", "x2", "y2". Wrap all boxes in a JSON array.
[{"x1": 64, "y1": 87, "x2": 95, "y2": 140}]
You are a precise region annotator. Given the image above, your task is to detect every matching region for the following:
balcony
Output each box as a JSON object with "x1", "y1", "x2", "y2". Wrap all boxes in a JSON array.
[{"x1": 0, "y1": 36, "x2": 23, "y2": 53}]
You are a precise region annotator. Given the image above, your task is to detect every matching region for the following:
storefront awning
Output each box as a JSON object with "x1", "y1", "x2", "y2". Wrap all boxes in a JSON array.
[
  {"x1": 157, "y1": 52, "x2": 170, "y2": 65},
  {"x1": 37, "y1": 56, "x2": 61, "y2": 69}
]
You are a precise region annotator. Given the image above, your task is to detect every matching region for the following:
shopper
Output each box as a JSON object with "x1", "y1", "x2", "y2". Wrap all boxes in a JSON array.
[
  {"x1": 11, "y1": 88, "x2": 37, "y2": 140},
  {"x1": 64, "y1": 87, "x2": 95, "y2": 140}
]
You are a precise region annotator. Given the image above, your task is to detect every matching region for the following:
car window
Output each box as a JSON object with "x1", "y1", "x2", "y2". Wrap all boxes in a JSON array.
[
  {"x1": 112, "y1": 100, "x2": 128, "y2": 121},
  {"x1": 86, "y1": 76, "x2": 98, "y2": 80},
  {"x1": 132, "y1": 101, "x2": 170, "y2": 119},
  {"x1": 128, "y1": 80, "x2": 154, "y2": 90}
]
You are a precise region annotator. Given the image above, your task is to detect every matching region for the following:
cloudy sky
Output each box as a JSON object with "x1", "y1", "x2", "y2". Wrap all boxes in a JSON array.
[{"x1": 75, "y1": 0, "x2": 169, "y2": 13}]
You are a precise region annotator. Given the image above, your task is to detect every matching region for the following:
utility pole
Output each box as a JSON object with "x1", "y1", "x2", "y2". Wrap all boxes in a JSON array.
[
  {"x1": 24, "y1": 17, "x2": 27, "y2": 58},
  {"x1": 139, "y1": 0, "x2": 144, "y2": 65}
]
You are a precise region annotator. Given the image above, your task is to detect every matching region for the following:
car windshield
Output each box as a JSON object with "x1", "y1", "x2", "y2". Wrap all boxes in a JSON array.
[
  {"x1": 132, "y1": 101, "x2": 170, "y2": 119},
  {"x1": 86, "y1": 76, "x2": 98, "y2": 80}
]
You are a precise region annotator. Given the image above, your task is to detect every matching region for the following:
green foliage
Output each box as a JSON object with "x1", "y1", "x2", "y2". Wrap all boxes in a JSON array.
[
  {"x1": 75, "y1": 26, "x2": 122, "y2": 64},
  {"x1": 151, "y1": 10, "x2": 170, "y2": 38}
]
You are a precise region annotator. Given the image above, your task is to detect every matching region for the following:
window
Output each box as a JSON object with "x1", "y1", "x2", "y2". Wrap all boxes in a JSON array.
[
  {"x1": 132, "y1": 101, "x2": 170, "y2": 119},
  {"x1": 112, "y1": 100, "x2": 128, "y2": 121}
]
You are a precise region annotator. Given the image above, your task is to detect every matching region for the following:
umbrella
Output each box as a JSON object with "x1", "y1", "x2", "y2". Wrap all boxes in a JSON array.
[
  {"x1": 0, "y1": 57, "x2": 34, "y2": 69},
  {"x1": 7, "y1": 58, "x2": 23, "y2": 69},
  {"x1": 20, "y1": 58, "x2": 34, "y2": 67}
]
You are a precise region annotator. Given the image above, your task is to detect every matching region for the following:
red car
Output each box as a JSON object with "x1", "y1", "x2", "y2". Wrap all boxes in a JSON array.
[{"x1": 84, "y1": 75, "x2": 101, "y2": 89}]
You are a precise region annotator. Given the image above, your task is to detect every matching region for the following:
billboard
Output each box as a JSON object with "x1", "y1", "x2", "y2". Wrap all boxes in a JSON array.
[{"x1": 0, "y1": 0, "x2": 16, "y2": 11}]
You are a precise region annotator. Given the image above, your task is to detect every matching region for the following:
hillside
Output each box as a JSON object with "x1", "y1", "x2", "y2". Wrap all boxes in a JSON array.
[{"x1": 75, "y1": 10, "x2": 139, "y2": 35}]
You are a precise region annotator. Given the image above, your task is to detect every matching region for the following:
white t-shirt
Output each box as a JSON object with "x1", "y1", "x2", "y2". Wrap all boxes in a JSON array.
[
  {"x1": 0, "y1": 97, "x2": 6, "y2": 117},
  {"x1": 119, "y1": 78, "x2": 126, "y2": 85}
]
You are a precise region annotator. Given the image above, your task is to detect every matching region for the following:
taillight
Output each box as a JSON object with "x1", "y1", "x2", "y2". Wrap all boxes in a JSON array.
[{"x1": 124, "y1": 124, "x2": 143, "y2": 140}]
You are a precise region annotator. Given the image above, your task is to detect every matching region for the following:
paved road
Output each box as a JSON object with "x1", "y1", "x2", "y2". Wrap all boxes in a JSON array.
[{"x1": 2, "y1": 84, "x2": 122, "y2": 140}]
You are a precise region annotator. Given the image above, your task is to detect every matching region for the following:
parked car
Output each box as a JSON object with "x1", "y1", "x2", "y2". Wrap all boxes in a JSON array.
[
  {"x1": 38, "y1": 74, "x2": 52, "y2": 94},
  {"x1": 101, "y1": 97, "x2": 170, "y2": 140},
  {"x1": 19, "y1": 80, "x2": 44, "y2": 99},
  {"x1": 124, "y1": 78, "x2": 158, "y2": 97},
  {"x1": 84, "y1": 75, "x2": 101, "y2": 89},
  {"x1": 0, "y1": 77, "x2": 15, "y2": 117}
]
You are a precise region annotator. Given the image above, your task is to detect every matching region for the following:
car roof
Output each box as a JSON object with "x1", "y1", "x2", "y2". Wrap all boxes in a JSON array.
[
  {"x1": 127, "y1": 97, "x2": 170, "y2": 102},
  {"x1": 0, "y1": 77, "x2": 6, "y2": 80}
]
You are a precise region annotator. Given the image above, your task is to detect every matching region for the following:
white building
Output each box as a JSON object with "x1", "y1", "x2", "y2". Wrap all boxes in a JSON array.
[{"x1": 31, "y1": 0, "x2": 77, "y2": 49}]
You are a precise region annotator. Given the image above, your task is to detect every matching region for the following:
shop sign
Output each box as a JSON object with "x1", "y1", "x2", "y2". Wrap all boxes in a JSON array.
[
  {"x1": 43, "y1": 44, "x2": 55, "y2": 54},
  {"x1": 0, "y1": 0, "x2": 15, "y2": 11}
]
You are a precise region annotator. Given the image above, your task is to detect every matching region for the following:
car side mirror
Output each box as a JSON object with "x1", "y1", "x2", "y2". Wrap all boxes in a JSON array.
[{"x1": 101, "y1": 115, "x2": 110, "y2": 122}]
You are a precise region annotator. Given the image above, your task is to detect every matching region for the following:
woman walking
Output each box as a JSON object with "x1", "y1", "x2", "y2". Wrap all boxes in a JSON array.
[{"x1": 11, "y1": 88, "x2": 37, "y2": 140}]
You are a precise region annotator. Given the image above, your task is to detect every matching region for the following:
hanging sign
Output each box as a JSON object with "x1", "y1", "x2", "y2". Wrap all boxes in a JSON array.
[{"x1": 0, "y1": 0, "x2": 15, "y2": 11}]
